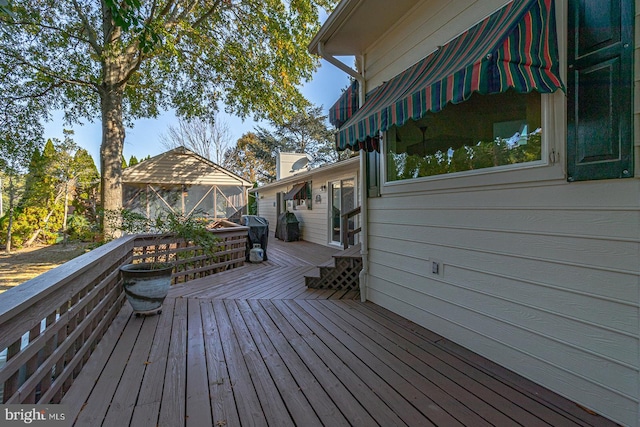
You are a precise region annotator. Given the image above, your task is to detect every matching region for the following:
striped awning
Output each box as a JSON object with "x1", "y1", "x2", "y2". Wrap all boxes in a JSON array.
[
  {"x1": 336, "y1": 0, "x2": 564, "y2": 150},
  {"x1": 329, "y1": 80, "x2": 360, "y2": 127}
]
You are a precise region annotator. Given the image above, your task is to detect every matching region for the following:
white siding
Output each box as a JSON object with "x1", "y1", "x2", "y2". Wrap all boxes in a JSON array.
[
  {"x1": 366, "y1": 180, "x2": 640, "y2": 426},
  {"x1": 255, "y1": 187, "x2": 279, "y2": 231},
  {"x1": 255, "y1": 160, "x2": 359, "y2": 247},
  {"x1": 365, "y1": 0, "x2": 511, "y2": 90},
  {"x1": 358, "y1": 1, "x2": 640, "y2": 426}
]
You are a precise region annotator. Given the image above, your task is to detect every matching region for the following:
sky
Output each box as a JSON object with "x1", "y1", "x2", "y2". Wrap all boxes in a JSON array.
[{"x1": 41, "y1": 58, "x2": 352, "y2": 170}]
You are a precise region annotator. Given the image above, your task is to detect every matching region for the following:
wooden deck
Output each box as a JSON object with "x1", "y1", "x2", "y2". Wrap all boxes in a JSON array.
[{"x1": 62, "y1": 236, "x2": 616, "y2": 426}]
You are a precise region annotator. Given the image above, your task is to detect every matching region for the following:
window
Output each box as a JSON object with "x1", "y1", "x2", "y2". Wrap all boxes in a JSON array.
[
  {"x1": 386, "y1": 91, "x2": 542, "y2": 182},
  {"x1": 284, "y1": 181, "x2": 312, "y2": 210}
]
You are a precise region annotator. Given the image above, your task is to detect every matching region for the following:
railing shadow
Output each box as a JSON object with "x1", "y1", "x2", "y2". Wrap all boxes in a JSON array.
[{"x1": 0, "y1": 224, "x2": 247, "y2": 404}]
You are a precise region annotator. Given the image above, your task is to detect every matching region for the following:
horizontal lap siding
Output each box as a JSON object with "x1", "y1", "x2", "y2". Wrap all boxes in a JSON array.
[
  {"x1": 366, "y1": 179, "x2": 640, "y2": 427},
  {"x1": 256, "y1": 188, "x2": 278, "y2": 230},
  {"x1": 295, "y1": 168, "x2": 359, "y2": 246},
  {"x1": 256, "y1": 164, "x2": 359, "y2": 247},
  {"x1": 365, "y1": 0, "x2": 510, "y2": 89}
]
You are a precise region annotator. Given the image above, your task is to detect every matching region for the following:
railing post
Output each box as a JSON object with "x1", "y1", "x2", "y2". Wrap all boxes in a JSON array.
[
  {"x1": 342, "y1": 214, "x2": 349, "y2": 249},
  {"x1": 341, "y1": 206, "x2": 361, "y2": 250}
]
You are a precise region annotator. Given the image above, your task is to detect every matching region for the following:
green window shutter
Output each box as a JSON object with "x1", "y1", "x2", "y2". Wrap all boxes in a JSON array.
[{"x1": 567, "y1": 0, "x2": 634, "y2": 181}]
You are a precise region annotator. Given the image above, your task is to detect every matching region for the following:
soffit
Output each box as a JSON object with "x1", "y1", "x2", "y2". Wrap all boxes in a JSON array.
[{"x1": 310, "y1": 0, "x2": 420, "y2": 56}]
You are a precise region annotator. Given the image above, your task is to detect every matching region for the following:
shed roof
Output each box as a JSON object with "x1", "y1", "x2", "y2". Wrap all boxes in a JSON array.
[{"x1": 122, "y1": 147, "x2": 252, "y2": 187}]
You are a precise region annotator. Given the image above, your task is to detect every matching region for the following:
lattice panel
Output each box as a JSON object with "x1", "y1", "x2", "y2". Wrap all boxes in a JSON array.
[{"x1": 306, "y1": 257, "x2": 362, "y2": 291}]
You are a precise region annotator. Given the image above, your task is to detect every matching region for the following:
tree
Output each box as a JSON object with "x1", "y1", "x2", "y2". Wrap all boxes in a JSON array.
[
  {"x1": 1, "y1": 0, "x2": 337, "y2": 237},
  {"x1": 269, "y1": 105, "x2": 338, "y2": 166},
  {"x1": 0, "y1": 101, "x2": 43, "y2": 252},
  {"x1": 128, "y1": 155, "x2": 139, "y2": 167},
  {"x1": 71, "y1": 147, "x2": 100, "y2": 239},
  {"x1": 160, "y1": 115, "x2": 232, "y2": 164},
  {"x1": 224, "y1": 132, "x2": 279, "y2": 184},
  {"x1": 17, "y1": 139, "x2": 66, "y2": 247},
  {"x1": 53, "y1": 130, "x2": 80, "y2": 246}
]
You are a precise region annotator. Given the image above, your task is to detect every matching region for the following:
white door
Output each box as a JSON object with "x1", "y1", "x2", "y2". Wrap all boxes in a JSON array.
[{"x1": 329, "y1": 178, "x2": 355, "y2": 245}]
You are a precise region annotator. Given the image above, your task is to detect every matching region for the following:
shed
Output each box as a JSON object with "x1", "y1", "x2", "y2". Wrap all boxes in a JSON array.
[{"x1": 122, "y1": 147, "x2": 252, "y2": 221}]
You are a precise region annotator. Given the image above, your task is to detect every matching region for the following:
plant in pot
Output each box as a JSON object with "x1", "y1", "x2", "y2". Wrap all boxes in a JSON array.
[{"x1": 109, "y1": 209, "x2": 220, "y2": 316}]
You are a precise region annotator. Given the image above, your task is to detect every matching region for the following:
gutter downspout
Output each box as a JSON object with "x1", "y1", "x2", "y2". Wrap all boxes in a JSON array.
[
  {"x1": 358, "y1": 149, "x2": 369, "y2": 302},
  {"x1": 318, "y1": 41, "x2": 369, "y2": 302}
]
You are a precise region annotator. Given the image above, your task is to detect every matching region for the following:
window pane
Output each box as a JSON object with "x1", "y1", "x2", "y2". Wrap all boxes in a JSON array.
[{"x1": 386, "y1": 91, "x2": 542, "y2": 181}]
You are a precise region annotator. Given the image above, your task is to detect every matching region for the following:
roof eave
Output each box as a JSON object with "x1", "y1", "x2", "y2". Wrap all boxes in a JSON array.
[{"x1": 309, "y1": 0, "x2": 362, "y2": 56}]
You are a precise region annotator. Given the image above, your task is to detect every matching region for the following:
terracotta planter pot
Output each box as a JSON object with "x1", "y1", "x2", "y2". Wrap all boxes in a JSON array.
[{"x1": 120, "y1": 263, "x2": 173, "y2": 316}]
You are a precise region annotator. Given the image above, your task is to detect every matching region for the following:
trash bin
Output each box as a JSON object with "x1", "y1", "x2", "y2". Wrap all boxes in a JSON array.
[
  {"x1": 275, "y1": 211, "x2": 300, "y2": 242},
  {"x1": 241, "y1": 215, "x2": 269, "y2": 261}
]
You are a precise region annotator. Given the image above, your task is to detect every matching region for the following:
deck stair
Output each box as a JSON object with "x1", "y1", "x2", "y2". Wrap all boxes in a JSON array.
[{"x1": 305, "y1": 244, "x2": 362, "y2": 291}]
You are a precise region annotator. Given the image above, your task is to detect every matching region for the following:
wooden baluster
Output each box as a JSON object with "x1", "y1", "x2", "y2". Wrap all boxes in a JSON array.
[
  {"x1": 3, "y1": 339, "x2": 21, "y2": 403},
  {"x1": 38, "y1": 311, "x2": 57, "y2": 402},
  {"x1": 23, "y1": 322, "x2": 42, "y2": 403}
]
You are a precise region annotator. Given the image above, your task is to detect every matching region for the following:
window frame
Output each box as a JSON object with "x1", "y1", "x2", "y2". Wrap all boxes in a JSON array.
[{"x1": 377, "y1": 1, "x2": 570, "y2": 196}]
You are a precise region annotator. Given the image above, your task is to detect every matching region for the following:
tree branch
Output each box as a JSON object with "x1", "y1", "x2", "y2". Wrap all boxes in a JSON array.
[
  {"x1": 192, "y1": 0, "x2": 225, "y2": 29},
  {"x1": 2, "y1": 18, "x2": 94, "y2": 47},
  {"x1": 71, "y1": 0, "x2": 102, "y2": 55},
  {"x1": 2, "y1": 49, "x2": 98, "y2": 93}
]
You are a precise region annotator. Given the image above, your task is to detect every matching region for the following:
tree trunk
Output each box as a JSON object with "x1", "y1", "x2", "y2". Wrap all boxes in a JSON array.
[
  {"x1": 24, "y1": 188, "x2": 65, "y2": 247},
  {"x1": 100, "y1": 87, "x2": 125, "y2": 239},
  {"x1": 5, "y1": 174, "x2": 15, "y2": 253}
]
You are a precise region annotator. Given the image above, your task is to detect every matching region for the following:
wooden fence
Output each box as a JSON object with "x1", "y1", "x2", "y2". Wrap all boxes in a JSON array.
[{"x1": 0, "y1": 224, "x2": 248, "y2": 404}]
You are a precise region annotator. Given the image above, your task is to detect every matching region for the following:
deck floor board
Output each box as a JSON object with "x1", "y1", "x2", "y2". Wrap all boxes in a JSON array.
[{"x1": 66, "y1": 236, "x2": 617, "y2": 426}]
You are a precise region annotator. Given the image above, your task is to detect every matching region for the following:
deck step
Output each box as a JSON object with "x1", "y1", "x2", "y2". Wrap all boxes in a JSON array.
[{"x1": 305, "y1": 244, "x2": 362, "y2": 291}]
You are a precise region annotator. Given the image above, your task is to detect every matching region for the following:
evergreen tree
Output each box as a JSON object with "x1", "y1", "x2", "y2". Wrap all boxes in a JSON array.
[
  {"x1": 224, "y1": 132, "x2": 280, "y2": 184},
  {"x1": 13, "y1": 139, "x2": 64, "y2": 245},
  {"x1": 128, "y1": 155, "x2": 139, "y2": 167},
  {"x1": 270, "y1": 105, "x2": 338, "y2": 166},
  {"x1": 0, "y1": 90, "x2": 43, "y2": 252},
  {"x1": 70, "y1": 148, "x2": 100, "y2": 240}
]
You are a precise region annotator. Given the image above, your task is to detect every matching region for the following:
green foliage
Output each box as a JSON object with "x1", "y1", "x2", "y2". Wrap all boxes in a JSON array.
[
  {"x1": 3, "y1": 133, "x2": 101, "y2": 248},
  {"x1": 225, "y1": 104, "x2": 336, "y2": 184},
  {"x1": 269, "y1": 105, "x2": 337, "y2": 165},
  {"x1": 67, "y1": 213, "x2": 94, "y2": 241},
  {"x1": 128, "y1": 155, "x2": 139, "y2": 166},
  {"x1": 224, "y1": 132, "x2": 279, "y2": 184},
  {"x1": 388, "y1": 133, "x2": 543, "y2": 180},
  {"x1": 0, "y1": 0, "x2": 13, "y2": 18},
  {"x1": 7, "y1": 205, "x2": 62, "y2": 246},
  {"x1": 72, "y1": 148, "x2": 100, "y2": 220},
  {"x1": 107, "y1": 208, "x2": 220, "y2": 258}
]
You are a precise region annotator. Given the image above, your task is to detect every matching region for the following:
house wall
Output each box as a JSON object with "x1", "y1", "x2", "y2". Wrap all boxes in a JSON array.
[
  {"x1": 255, "y1": 160, "x2": 359, "y2": 247},
  {"x1": 360, "y1": 1, "x2": 640, "y2": 426}
]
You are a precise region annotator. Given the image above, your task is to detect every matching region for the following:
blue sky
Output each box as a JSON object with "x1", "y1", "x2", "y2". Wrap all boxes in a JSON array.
[{"x1": 42, "y1": 58, "x2": 352, "y2": 169}]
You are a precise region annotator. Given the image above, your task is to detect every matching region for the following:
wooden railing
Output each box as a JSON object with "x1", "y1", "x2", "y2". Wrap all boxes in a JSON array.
[
  {"x1": 0, "y1": 224, "x2": 248, "y2": 405},
  {"x1": 341, "y1": 206, "x2": 362, "y2": 250},
  {"x1": 132, "y1": 221, "x2": 248, "y2": 284}
]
